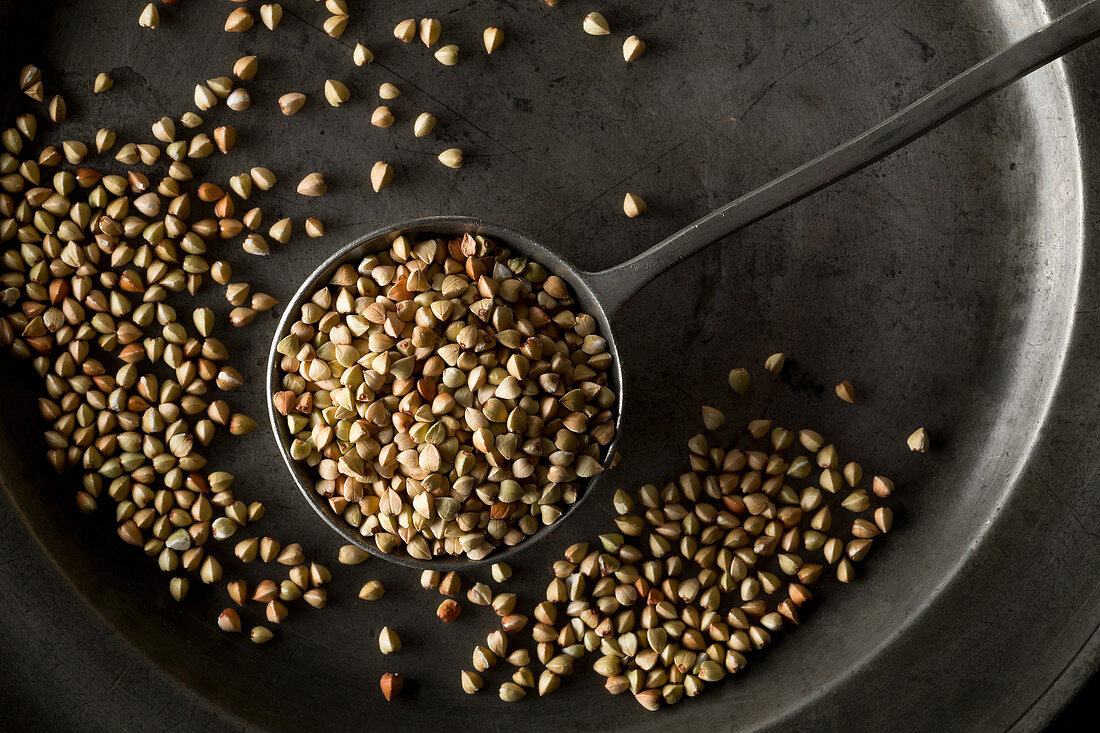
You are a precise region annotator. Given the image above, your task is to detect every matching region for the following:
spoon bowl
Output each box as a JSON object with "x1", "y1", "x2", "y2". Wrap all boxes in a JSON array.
[{"x1": 267, "y1": 216, "x2": 625, "y2": 570}]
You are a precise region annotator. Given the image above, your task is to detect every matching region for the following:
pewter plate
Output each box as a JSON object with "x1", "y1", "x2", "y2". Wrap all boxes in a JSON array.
[{"x1": 1, "y1": 1, "x2": 1098, "y2": 730}]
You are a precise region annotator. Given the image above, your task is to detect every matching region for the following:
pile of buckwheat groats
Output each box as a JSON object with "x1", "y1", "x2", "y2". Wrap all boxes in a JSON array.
[{"x1": 272, "y1": 232, "x2": 617, "y2": 562}]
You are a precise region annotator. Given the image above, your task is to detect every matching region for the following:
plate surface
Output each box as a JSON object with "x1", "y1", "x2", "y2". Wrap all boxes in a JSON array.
[{"x1": 1, "y1": 0, "x2": 1098, "y2": 730}]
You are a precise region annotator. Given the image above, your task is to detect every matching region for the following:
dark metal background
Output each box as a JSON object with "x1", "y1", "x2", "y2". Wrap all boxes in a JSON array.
[{"x1": 0, "y1": 0, "x2": 1097, "y2": 730}]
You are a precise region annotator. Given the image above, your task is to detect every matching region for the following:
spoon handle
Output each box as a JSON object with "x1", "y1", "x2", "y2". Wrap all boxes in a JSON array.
[{"x1": 584, "y1": 0, "x2": 1100, "y2": 316}]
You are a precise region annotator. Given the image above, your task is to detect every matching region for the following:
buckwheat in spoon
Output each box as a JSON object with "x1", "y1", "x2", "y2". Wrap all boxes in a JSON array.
[{"x1": 268, "y1": 2, "x2": 1100, "y2": 569}]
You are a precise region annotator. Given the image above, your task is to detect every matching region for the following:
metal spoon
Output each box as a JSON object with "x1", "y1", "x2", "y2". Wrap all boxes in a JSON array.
[{"x1": 269, "y1": 1, "x2": 1100, "y2": 570}]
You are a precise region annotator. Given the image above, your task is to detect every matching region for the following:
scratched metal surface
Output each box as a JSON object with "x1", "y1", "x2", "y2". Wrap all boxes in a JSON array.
[{"x1": 0, "y1": 0, "x2": 1098, "y2": 730}]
